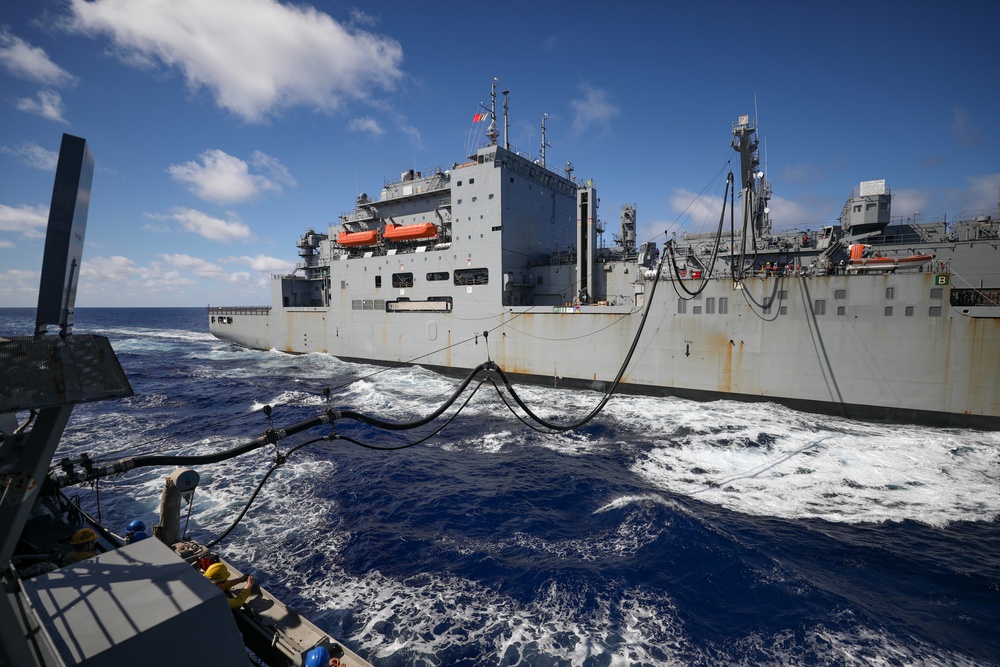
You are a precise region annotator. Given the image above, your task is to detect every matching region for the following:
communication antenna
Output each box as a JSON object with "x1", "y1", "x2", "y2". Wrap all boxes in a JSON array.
[
  {"x1": 502, "y1": 88, "x2": 510, "y2": 150},
  {"x1": 486, "y1": 77, "x2": 499, "y2": 146},
  {"x1": 540, "y1": 113, "x2": 551, "y2": 168}
]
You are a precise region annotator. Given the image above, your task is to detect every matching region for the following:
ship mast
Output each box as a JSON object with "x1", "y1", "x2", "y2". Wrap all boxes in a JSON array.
[
  {"x1": 540, "y1": 113, "x2": 550, "y2": 168},
  {"x1": 486, "y1": 77, "x2": 499, "y2": 147},
  {"x1": 732, "y1": 115, "x2": 772, "y2": 239},
  {"x1": 502, "y1": 88, "x2": 510, "y2": 150}
]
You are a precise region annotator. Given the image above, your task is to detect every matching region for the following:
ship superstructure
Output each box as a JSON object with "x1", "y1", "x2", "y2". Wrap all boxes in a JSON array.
[{"x1": 210, "y1": 85, "x2": 1000, "y2": 429}]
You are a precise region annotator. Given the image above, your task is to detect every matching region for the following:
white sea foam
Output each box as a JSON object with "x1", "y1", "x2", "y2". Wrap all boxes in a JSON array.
[{"x1": 606, "y1": 397, "x2": 1000, "y2": 527}]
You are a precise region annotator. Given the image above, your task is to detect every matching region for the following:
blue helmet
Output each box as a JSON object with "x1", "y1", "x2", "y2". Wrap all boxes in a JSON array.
[
  {"x1": 305, "y1": 646, "x2": 330, "y2": 667},
  {"x1": 130, "y1": 531, "x2": 148, "y2": 542},
  {"x1": 127, "y1": 519, "x2": 146, "y2": 533}
]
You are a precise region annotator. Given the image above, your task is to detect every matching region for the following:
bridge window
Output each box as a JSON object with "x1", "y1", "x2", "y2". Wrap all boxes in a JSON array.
[
  {"x1": 392, "y1": 272, "x2": 414, "y2": 288},
  {"x1": 427, "y1": 271, "x2": 449, "y2": 281}
]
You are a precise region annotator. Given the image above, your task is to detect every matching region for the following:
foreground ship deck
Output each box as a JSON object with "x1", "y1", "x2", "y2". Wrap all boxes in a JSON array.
[
  {"x1": 210, "y1": 87, "x2": 999, "y2": 429},
  {"x1": 2, "y1": 135, "x2": 373, "y2": 667}
]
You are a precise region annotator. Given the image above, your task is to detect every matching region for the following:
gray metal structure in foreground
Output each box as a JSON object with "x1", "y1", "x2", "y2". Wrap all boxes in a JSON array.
[
  {"x1": 21, "y1": 538, "x2": 245, "y2": 666},
  {"x1": 0, "y1": 135, "x2": 245, "y2": 666}
]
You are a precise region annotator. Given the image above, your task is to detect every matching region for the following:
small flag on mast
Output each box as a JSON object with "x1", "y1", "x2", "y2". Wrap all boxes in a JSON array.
[{"x1": 473, "y1": 113, "x2": 488, "y2": 123}]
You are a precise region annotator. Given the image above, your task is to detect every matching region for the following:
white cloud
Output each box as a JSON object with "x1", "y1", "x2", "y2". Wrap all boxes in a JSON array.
[
  {"x1": 765, "y1": 194, "x2": 816, "y2": 230},
  {"x1": 0, "y1": 268, "x2": 40, "y2": 304},
  {"x1": 166, "y1": 207, "x2": 254, "y2": 241},
  {"x1": 952, "y1": 173, "x2": 1000, "y2": 213},
  {"x1": 0, "y1": 203, "x2": 49, "y2": 238},
  {"x1": 79, "y1": 255, "x2": 142, "y2": 282},
  {"x1": 224, "y1": 254, "x2": 294, "y2": 273},
  {"x1": 348, "y1": 8, "x2": 379, "y2": 28},
  {"x1": 1, "y1": 142, "x2": 60, "y2": 171},
  {"x1": 77, "y1": 253, "x2": 265, "y2": 299},
  {"x1": 889, "y1": 189, "x2": 930, "y2": 222},
  {"x1": 16, "y1": 90, "x2": 68, "y2": 123},
  {"x1": 569, "y1": 82, "x2": 619, "y2": 134},
  {"x1": 141, "y1": 221, "x2": 172, "y2": 233},
  {"x1": 160, "y1": 253, "x2": 226, "y2": 278},
  {"x1": 398, "y1": 122, "x2": 422, "y2": 148},
  {"x1": 67, "y1": 0, "x2": 404, "y2": 123},
  {"x1": 168, "y1": 149, "x2": 295, "y2": 204},
  {"x1": 668, "y1": 188, "x2": 724, "y2": 234},
  {"x1": 0, "y1": 240, "x2": 14, "y2": 249},
  {"x1": 667, "y1": 187, "x2": 821, "y2": 235},
  {"x1": 348, "y1": 116, "x2": 384, "y2": 137},
  {"x1": 0, "y1": 27, "x2": 77, "y2": 86}
]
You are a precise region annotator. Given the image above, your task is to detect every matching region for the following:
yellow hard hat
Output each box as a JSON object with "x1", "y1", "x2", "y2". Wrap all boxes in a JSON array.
[
  {"x1": 204, "y1": 562, "x2": 230, "y2": 583},
  {"x1": 71, "y1": 528, "x2": 97, "y2": 545}
]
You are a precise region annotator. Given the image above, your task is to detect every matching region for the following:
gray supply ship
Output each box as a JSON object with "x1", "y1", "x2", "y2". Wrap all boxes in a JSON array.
[{"x1": 209, "y1": 82, "x2": 1000, "y2": 429}]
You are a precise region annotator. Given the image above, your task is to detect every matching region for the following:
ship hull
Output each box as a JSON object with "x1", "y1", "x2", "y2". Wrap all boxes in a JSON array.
[{"x1": 211, "y1": 272, "x2": 1000, "y2": 429}]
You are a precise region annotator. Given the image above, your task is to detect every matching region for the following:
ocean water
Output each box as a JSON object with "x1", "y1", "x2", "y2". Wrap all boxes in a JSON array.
[{"x1": 3, "y1": 307, "x2": 999, "y2": 666}]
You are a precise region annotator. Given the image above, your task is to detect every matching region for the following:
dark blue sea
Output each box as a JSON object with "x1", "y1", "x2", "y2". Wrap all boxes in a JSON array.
[{"x1": 4, "y1": 307, "x2": 999, "y2": 666}]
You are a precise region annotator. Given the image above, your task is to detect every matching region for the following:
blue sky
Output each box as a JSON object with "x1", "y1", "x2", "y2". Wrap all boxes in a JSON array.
[{"x1": 2, "y1": 0, "x2": 997, "y2": 307}]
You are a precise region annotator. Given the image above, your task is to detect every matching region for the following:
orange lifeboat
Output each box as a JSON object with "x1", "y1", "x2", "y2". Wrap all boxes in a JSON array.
[
  {"x1": 383, "y1": 222, "x2": 438, "y2": 242},
  {"x1": 848, "y1": 253, "x2": 935, "y2": 271},
  {"x1": 336, "y1": 229, "x2": 378, "y2": 247}
]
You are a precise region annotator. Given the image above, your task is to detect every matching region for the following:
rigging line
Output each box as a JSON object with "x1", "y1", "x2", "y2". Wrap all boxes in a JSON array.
[
  {"x1": 56, "y1": 363, "x2": 495, "y2": 485},
  {"x1": 93, "y1": 409, "x2": 264, "y2": 461},
  {"x1": 496, "y1": 308, "x2": 640, "y2": 342},
  {"x1": 488, "y1": 378, "x2": 563, "y2": 434},
  {"x1": 333, "y1": 361, "x2": 491, "y2": 431},
  {"x1": 337, "y1": 376, "x2": 488, "y2": 450},
  {"x1": 660, "y1": 156, "x2": 734, "y2": 241},
  {"x1": 489, "y1": 257, "x2": 667, "y2": 432},
  {"x1": 948, "y1": 267, "x2": 999, "y2": 303},
  {"x1": 667, "y1": 172, "x2": 734, "y2": 301},
  {"x1": 690, "y1": 435, "x2": 834, "y2": 496},
  {"x1": 306, "y1": 330, "x2": 491, "y2": 398},
  {"x1": 737, "y1": 276, "x2": 782, "y2": 322},
  {"x1": 205, "y1": 447, "x2": 296, "y2": 549}
]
